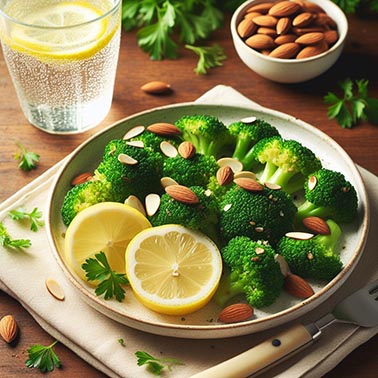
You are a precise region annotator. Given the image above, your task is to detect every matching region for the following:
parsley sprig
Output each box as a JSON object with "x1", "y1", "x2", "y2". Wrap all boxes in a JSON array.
[
  {"x1": 8, "y1": 207, "x2": 44, "y2": 232},
  {"x1": 324, "y1": 78, "x2": 378, "y2": 128},
  {"x1": 135, "y1": 351, "x2": 184, "y2": 376},
  {"x1": 0, "y1": 222, "x2": 31, "y2": 249},
  {"x1": 13, "y1": 143, "x2": 40, "y2": 171},
  {"x1": 81, "y1": 251, "x2": 128, "y2": 302},
  {"x1": 25, "y1": 340, "x2": 61, "y2": 373},
  {"x1": 185, "y1": 44, "x2": 226, "y2": 74}
]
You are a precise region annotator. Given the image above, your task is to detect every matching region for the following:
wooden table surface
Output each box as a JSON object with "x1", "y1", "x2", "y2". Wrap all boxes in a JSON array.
[{"x1": 1, "y1": 9, "x2": 377, "y2": 378}]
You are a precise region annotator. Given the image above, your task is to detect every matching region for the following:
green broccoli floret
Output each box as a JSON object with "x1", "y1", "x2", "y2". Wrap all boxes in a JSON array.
[
  {"x1": 253, "y1": 136, "x2": 322, "y2": 194},
  {"x1": 61, "y1": 172, "x2": 115, "y2": 226},
  {"x1": 296, "y1": 168, "x2": 358, "y2": 223},
  {"x1": 214, "y1": 236, "x2": 284, "y2": 308},
  {"x1": 162, "y1": 153, "x2": 219, "y2": 187},
  {"x1": 128, "y1": 129, "x2": 180, "y2": 154},
  {"x1": 175, "y1": 114, "x2": 232, "y2": 157},
  {"x1": 227, "y1": 119, "x2": 280, "y2": 170},
  {"x1": 277, "y1": 220, "x2": 343, "y2": 281},
  {"x1": 219, "y1": 184, "x2": 297, "y2": 246},
  {"x1": 149, "y1": 186, "x2": 220, "y2": 243},
  {"x1": 96, "y1": 139, "x2": 164, "y2": 201}
]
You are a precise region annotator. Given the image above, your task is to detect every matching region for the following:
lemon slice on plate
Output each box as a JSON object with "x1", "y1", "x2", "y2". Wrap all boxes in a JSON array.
[
  {"x1": 5, "y1": 0, "x2": 116, "y2": 59},
  {"x1": 64, "y1": 202, "x2": 151, "y2": 282},
  {"x1": 125, "y1": 224, "x2": 223, "y2": 316}
]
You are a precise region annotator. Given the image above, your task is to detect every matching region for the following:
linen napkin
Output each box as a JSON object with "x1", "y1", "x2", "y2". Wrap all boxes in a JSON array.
[{"x1": 1, "y1": 85, "x2": 377, "y2": 378}]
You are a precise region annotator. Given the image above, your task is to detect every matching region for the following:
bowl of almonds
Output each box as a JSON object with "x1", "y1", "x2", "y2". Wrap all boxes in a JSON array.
[{"x1": 230, "y1": 0, "x2": 348, "y2": 83}]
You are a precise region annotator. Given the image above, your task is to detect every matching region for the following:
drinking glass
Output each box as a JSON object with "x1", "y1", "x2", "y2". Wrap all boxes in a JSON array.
[{"x1": 0, "y1": 0, "x2": 121, "y2": 134}]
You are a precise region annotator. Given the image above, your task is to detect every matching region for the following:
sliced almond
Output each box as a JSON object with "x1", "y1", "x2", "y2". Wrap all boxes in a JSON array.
[
  {"x1": 145, "y1": 193, "x2": 161, "y2": 216},
  {"x1": 234, "y1": 177, "x2": 263, "y2": 192},
  {"x1": 71, "y1": 172, "x2": 93, "y2": 186},
  {"x1": 126, "y1": 140, "x2": 144, "y2": 148},
  {"x1": 165, "y1": 185, "x2": 199, "y2": 205},
  {"x1": 285, "y1": 231, "x2": 314, "y2": 240},
  {"x1": 218, "y1": 303, "x2": 254, "y2": 323},
  {"x1": 141, "y1": 81, "x2": 171, "y2": 94},
  {"x1": 160, "y1": 176, "x2": 179, "y2": 188},
  {"x1": 284, "y1": 273, "x2": 314, "y2": 299},
  {"x1": 125, "y1": 195, "x2": 146, "y2": 216},
  {"x1": 160, "y1": 141, "x2": 178, "y2": 157},
  {"x1": 216, "y1": 166, "x2": 234, "y2": 186},
  {"x1": 217, "y1": 157, "x2": 243, "y2": 173},
  {"x1": 123, "y1": 125, "x2": 145, "y2": 140},
  {"x1": 308, "y1": 175, "x2": 318, "y2": 190},
  {"x1": 178, "y1": 141, "x2": 196, "y2": 159},
  {"x1": 234, "y1": 170, "x2": 256, "y2": 180},
  {"x1": 118, "y1": 153, "x2": 138, "y2": 165},
  {"x1": 240, "y1": 116, "x2": 257, "y2": 124},
  {"x1": 264, "y1": 182, "x2": 282, "y2": 190},
  {"x1": 45, "y1": 278, "x2": 65, "y2": 301},
  {"x1": 302, "y1": 216, "x2": 330, "y2": 235},
  {"x1": 0, "y1": 315, "x2": 18, "y2": 343},
  {"x1": 275, "y1": 254, "x2": 291, "y2": 277},
  {"x1": 147, "y1": 122, "x2": 181, "y2": 136},
  {"x1": 269, "y1": 1, "x2": 301, "y2": 17}
]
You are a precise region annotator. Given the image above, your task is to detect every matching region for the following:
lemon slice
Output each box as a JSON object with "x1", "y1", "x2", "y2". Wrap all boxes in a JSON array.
[
  {"x1": 6, "y1": 1, "x2": 115, "y2": 59},
  {"x1": 64, "y1": 202, "x2": 151, "y2": 282},
  {"x1": 125, "y1": 225, "x2": 223, "y2": 315}
]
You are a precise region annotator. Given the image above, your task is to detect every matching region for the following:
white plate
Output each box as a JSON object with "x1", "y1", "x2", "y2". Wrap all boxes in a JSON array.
[{"x1": 47, "y1": 103, "x2": 369, "y2": 339}]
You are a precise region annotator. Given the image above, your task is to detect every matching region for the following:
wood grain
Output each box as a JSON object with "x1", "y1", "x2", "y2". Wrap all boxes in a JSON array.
[{"x1": 1, "y1": 11, "x2": 377, "y2": 378}]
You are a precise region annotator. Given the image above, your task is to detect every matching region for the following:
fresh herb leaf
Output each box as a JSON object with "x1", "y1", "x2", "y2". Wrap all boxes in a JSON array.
[
  {"x1": 81, "y1": 251, "x2": 128, "y2": 302},
  {"x1": 25, "y1": 340, "x2": 61, "y2": 373},
  {"x1": 8, "y1": 207, "x2": 44, "y2": 232},
  {"x1": 324, "y1": 78, "x2": 378, "y2": 128},
  {"x1": 13, "y1": 143, "x2": 40, "y2": 171},
  {"x1": 185, "y1": 44, "x2": 226, "y2": 74},
  {"x1": 118, "y1": 338, "x2": 126, "y2": 347},
  {"x1": 0, "y1": 222, "x2": 31, "y2": 249},
  {"x1": 135, "y1": 350, "x2": 184, "y2": 376}
]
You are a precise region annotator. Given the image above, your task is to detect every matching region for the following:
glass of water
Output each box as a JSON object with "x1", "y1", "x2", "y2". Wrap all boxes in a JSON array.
[{"x1": 0, "y1": 0, "x2": 121, "y2": 134}]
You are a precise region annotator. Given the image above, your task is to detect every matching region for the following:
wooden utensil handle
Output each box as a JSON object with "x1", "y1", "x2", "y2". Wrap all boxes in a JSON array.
[{"x1": 190, "y1": 324, "x2": 313, "y2": 378}]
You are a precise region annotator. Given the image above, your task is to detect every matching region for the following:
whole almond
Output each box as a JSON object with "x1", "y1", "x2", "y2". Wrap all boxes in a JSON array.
[
  {"x1": 269, "y1": 1, "x2": 301, "y2": 17},
  {"x1": 234, "y1": 177, "x2": 263, "y2": 192},
  {"x1": 293, "y1": 26, "x2": 325, "y2": 35},
  {"x1": 303, "y1": 1, "x2": 324, "y2": 13},
  {"x1": 292, "y1": 12, "x2": 314, "y2": 27},
  {"x1": 141, "y1": 81, "x2": 171, "y2": 94},
  {"x1": 314, "y1": 13, "x2": 337, "y2": 29},
  {"x1": 284, "y1": 273, "x2": 314, "y2": 299},
  {"x1": 295, "y1": 32, "x2": 324, "y2": 45},
  {"x1": 246, "y1": 3, "x2": 273, "y2": 14},
  {"x1": 296, "y1": 40, "x2": 328, "y2": 58},
  {"x1": 276, "y1": 17, "x2": 291, "y2": 35},
  {"x1": 275, "y1": 34, "x2": 297, "y2": 45},
  {"x1": 178, "y1": 141, "x2": 196, "y2": 159},
  {"x1": 245, "y1": 34, "x2": 275, "y2": 50},
  {"x1": 165, "y1": 185, "x2": 199, "y2": 204},
  {"x1": 216, "y1": 166, "x2": 234, "y2": 186},
  {"x1": 218, "y1": 303, "x2": 254, "y2": 323},
  {"x1": 244, "y1": 11, "x2": 262, "y2": 19},
  {"x1": 253, "y1": 15, "x2": 278, "y2": 28},
  {"x1": 71, "y1": 172, "x2": 93, "y2": 186},
  {"x1": 324, "y1": 29, "x2": 338, "y2": 45},
  {"x1": 0, "y1": 315, "x2": 18, "y2": 344},
  {"x1": 257, "y1": 27, "x2": 277, "y2": 37},
  {"x1": 269, "y1": 42, "x2": 301, "y2": 58},
  {"x1": 237, "y1": 18, "x2": 257, "y2": 38},
  {"x1": 302, "y1": 216, "x2": 331, "y2": 235},
  {"x1": 147, "y1": 122, "x2": 181, "y2": 136}
]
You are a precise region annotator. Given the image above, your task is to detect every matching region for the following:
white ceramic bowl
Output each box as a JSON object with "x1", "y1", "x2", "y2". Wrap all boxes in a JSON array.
[
  {"x1": 230, "y1": 0, "x2": 348, "y2": 83},
  {"x1": 47, "y1": 102, "x2": 369, "y2": 339}
]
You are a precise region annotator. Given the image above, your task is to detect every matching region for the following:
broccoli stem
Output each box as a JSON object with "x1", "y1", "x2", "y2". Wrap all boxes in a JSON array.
[
  {"x1": 258, "y1": 161, "x2": 279, "y2": 183},
  {"x1": 232, "y1": 138, "x2": 251, "y2": 162},
  {"x1": 315, "y1": 220, "x2": 342, "y2": 251},
  {"x1": 213, "y1": 271, "x2": 245, "y2": 307},
  {"x1": 296, "y1": 201, "x2": 334, "y2": 220}
]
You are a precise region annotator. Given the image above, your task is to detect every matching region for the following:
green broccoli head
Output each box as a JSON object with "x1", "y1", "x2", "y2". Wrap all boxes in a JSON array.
[
  {"x1": 128, "y1": 129, "x2": 180, "y2": 154},
  {"x1": 175, "y1": 114, "x2": 232, "y2": 157},
  {"x1": 61, "y1": 172, "x2": 115, "y2": 226},
  {"x1": 219, "y1": 184, "x2": 297, "y2": 246},
  {"x1": 214, "y1": 236, "x2": 284, "y2": 308},
  {"x1": 277, "y1": 219, "x2": 343, "y2": 281},
  {"x1": 228, "y1": 119, "x2": 280, "y2": 170},
  {"x1": 296, "y1": 168, "x2": 358, "y2": 223},
  {"x1": 96, "y1": 139, "x2": 164, "y2": 201},
  {"x1": 149, "y1": 186, "x2": 220, "y2": 243},
  {"x1": 253, "y1": 136, "x2": 322, "y2": 194},
  {"x1": 162, "y1": 153, "x2": 219, "y2": 187}
]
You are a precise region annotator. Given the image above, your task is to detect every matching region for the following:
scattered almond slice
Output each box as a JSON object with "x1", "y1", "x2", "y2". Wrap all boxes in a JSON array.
[
  {"x1": 160, "y1": 141, "x2": 178, "y2": 157},
  {"x1": 123, "y1": 125, "x2": 145, "y2": 140},
  {"x1": 285, "y1": 231, "x2": 314, "y2": 240},
  {"x1": 234, "y1": 170, "x2": 256, "y2": 180},
  {"x1": 71, "y1": 172, "x2": 92, "y2": 186},
  {"x1": 126, "y1": 140, "x2": 144, "y2": 148},
  {"x1": 118, "y1": 153, "x2": 138, "y2": 165},
  {"x1": 125, "y1": 195, "x2": 146, "y2": 216},
  {"x1": 308, "y1": 175, "x2": 318, "y2": 190},
  {"x1": 264, "y1": 182, "x2": 281, "y2": 190},
  {"x1": 45, "y1": 278, "x2": 65, "y2": 301},
  {"x1": 240, "y1": 116, "x2": 257, "y2": 124},
  {"x1": 160, "y1": 176, "x2": 179, "y2": 188},
  {"x1": 217, "y1": 157, "x2": 243, "y2": 173},
  {"x1": 275, "y1": 254, "x2": 291, "y2": 277},
  {"x1": 145, "y1": 193, "x2": 161, "y2": 216}
]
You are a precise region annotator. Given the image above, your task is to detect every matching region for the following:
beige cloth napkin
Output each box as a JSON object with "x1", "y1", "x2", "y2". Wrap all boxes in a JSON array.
[{"x1": 0, "y1": 85, "x2": 377, "y2": 378}]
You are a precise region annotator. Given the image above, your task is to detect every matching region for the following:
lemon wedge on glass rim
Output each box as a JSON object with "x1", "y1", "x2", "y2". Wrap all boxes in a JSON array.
[
  {"x1": 125, "y1": 224, "x2": 223, "y2": 316},
  {"x1": 5, "y1": 1, "x2": 117, "y2": 60},
  {"x1": 64, "y1": 202, "x2": 152, "y2": 283}
]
